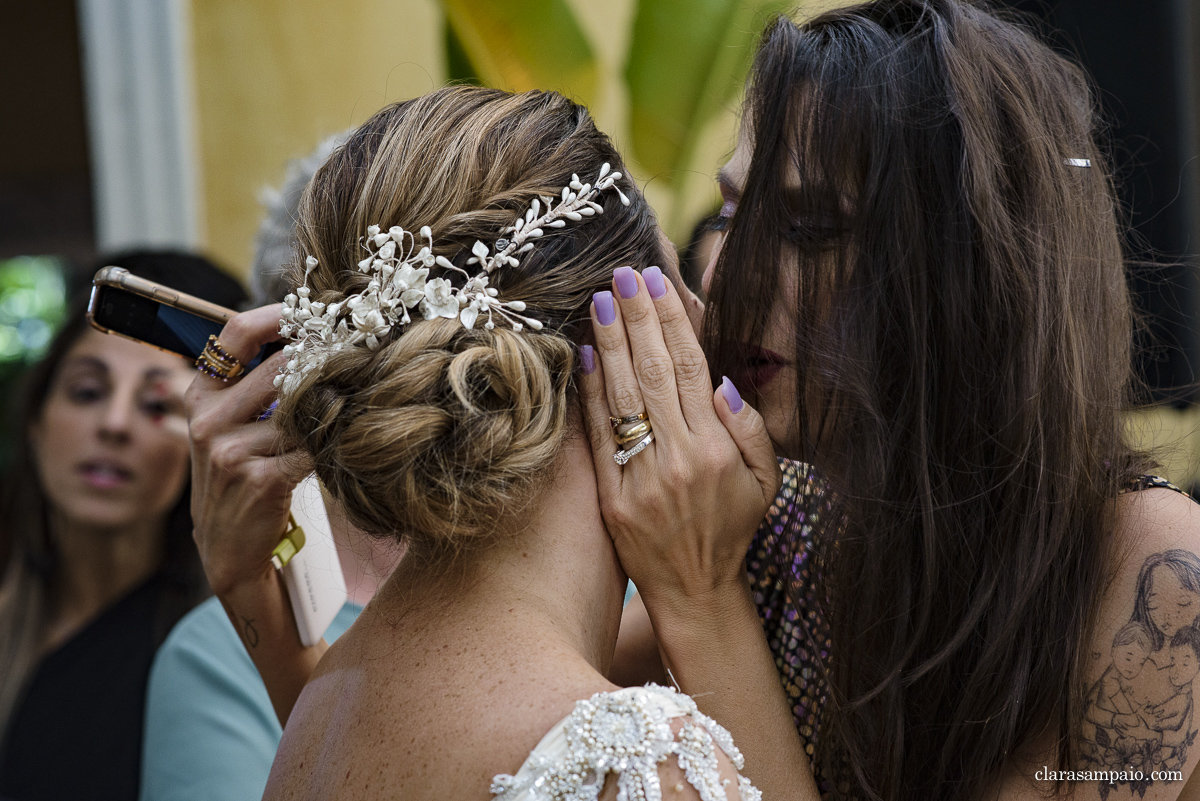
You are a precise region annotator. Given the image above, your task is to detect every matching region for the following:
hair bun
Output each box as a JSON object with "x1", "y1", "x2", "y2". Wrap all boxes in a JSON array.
[
  {"x1": 274, "y1": 87, "x2": 666, "y2": 560},
  {"x1": 283, "y1": 318, "x2": 576, "y2": 555}
]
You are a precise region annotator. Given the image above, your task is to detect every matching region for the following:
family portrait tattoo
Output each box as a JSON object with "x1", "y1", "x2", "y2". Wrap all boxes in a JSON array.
[{"x1": 1081, "y1": 550, "x2": 1200, "y2": 798}]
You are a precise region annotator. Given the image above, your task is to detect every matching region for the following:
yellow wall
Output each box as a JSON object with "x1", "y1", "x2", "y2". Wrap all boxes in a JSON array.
[
  {"x1": 1128, "y1": 406, "x2": 1200, "y2": 489},
  {"x1": 188, "y1": 0, "x2": 744, "y2": 274},
  {"x1": 190, "y1": 0, "x2": 445, "y2": 276}
]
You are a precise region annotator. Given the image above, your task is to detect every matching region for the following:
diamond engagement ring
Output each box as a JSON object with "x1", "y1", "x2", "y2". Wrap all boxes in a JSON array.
[{"x1": 614, "y1": 431, "x2": 654, "y2": 465}]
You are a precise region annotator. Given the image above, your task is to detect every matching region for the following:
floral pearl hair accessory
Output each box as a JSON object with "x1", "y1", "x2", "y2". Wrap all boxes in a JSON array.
[{"x1": 275, "y1": 163, "x2": 629, "y2": 396}]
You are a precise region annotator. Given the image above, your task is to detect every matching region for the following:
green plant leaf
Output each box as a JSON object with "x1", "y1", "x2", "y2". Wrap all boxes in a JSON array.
[
  {"x1": 444, "y1": 22, "x2": 480, "y2": 86},
  {"x1": 625, "y1": 0, "x2": 789, "y2": 184},
  {"x1": 440, "y1": 0, "x2": 597, "y2": 108}
]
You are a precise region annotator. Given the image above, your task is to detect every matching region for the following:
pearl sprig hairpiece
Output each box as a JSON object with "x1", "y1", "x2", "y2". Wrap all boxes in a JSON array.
[{"x1": 274, "y1": 163, "x2": 628, "y2": 395}]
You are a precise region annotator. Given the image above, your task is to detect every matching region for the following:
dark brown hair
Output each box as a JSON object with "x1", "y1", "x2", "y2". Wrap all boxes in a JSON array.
[
  {"x1": 276, "y1": 87, "x2": 665, "y2": 562},
  {"x1": 703, "y1": 1, "x2": 1150, "y2": 797}
]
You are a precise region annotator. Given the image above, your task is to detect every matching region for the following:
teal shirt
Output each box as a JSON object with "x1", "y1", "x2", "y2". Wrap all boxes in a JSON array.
[{"x1": 139, "y1": 596, "x2": 361, "y2": 801}]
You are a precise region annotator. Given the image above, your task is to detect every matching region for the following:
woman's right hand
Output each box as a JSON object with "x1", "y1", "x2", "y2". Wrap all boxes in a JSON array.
[
  {"x1": 186, "y1": 305, "x2": 323, "y2": 725},
  {"x1": 186, "y1": 305, "x2": 299, "y2": 596}
]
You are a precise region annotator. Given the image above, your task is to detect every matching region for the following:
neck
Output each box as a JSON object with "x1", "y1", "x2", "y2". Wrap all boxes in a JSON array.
[
  {"x1": 43, "y1": 511, "x2": 165, "y2": 652},
  {"x1": 333, "y1": 521, "x2": 404, "y2": 606},
  {"x1": 378, "y1": 430, "x2": 626, "y2": 676}
]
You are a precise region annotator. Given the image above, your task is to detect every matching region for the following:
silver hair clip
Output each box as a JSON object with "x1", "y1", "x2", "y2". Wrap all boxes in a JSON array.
[
  {"x1": 275, "y1": 163, "x2": 629, "y2": 396},
  {"x1": 1065, "y1": 158, "x2": 1092, "y2": 168}
]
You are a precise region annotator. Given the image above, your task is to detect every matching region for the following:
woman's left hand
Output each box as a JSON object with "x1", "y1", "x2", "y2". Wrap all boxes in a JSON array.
[
  {"x1": 579, "y1": 266, "x2": 816, "y2": 799},
  {"x1": 578, "y1": 265, "x2": 780, "y2": 617}
]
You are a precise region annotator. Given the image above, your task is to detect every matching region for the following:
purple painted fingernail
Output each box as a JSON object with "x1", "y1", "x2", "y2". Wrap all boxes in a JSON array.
[
  {"x1": 594, "y1": 291, "x2": 616, "y2": 326},
  {"x1": 580, "y1": 345, "x2": 595, "y2": 375},
  {"x1": 258, "y1": 400, "x2": 279, "y2": 421},
  {"x1": 722, "y1": 376, "x2": 744, "y2": 413},
  {"x1": 643, "y1": 266, "x2": 666, "y2": 299},
  {"x1": 614, "y1": 266, "x2": 639, "y2": 299}
]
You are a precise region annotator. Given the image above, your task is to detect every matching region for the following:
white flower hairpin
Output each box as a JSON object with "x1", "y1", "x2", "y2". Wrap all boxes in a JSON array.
[{"x1": 275, "y1": 163, "x2": 629, "y2": 395}]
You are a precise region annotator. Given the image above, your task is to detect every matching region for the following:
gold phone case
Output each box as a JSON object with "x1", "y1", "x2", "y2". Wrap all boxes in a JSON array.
[{"x1": 87, "y1": 266, "x2": 237, "y2": 359}]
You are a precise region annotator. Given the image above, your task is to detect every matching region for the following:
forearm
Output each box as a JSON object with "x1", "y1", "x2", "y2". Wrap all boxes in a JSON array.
[
  {"x1": 645, "y1": 578, "x2": 820, "y2": 801},
  {"x1": 610, "y1": 593, "x2": 668, "y2": 687},
  {"x1": 216, "y1": 565, "x2": 327, "y2": 727}
]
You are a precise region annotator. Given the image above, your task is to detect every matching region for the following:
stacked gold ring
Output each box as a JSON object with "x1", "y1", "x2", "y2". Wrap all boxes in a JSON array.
[
  {"x1": 615, "y1": 420, "x2": 651, "y2": 449},
  {"x1": 611, "y1": 410, "x2": 653, "y2": 465},
  {"x1": 609, "y1": 412, "x2": 648, "y2": 428},
  {"x1": 195, "y1": 335, "x2": 246, "y2": 381}
]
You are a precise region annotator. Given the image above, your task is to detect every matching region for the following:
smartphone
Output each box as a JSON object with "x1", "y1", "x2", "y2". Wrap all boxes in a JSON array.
[
  {"x1": 284, "y1": 474, "x2": 348, "y2": 647},
  {"x1": 88, "y1": 266, "x2": 277, "y2": 366}
]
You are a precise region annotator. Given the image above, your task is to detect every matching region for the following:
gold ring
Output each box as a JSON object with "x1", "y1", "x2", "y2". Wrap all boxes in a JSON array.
[
  {"x1": 609, "y1": 412, "x2": 648, "y2": 429},
  {"x1": 195, "y1": 335, "x2": 245, "y2": 381},
  {"x1": 615, "y1": 420, "x2": 652, "y2": 447},
  {"x1": 615, "y1": 431, "x2": 654, "y2": 465}
]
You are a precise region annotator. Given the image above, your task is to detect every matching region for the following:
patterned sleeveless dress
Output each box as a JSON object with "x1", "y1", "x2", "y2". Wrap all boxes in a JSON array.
[{"x1": 745, "y1": 460, "x2": 835, "y2": 785}]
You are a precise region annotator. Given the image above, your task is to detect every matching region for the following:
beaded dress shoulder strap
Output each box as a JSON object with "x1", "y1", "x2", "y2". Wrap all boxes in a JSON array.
[
  {"x1": 490, "y1": 685, "x2": 761, "y2": 801},
  {"x1": 1121, "y1": 475, "x2": 1194, "y2": 500}
]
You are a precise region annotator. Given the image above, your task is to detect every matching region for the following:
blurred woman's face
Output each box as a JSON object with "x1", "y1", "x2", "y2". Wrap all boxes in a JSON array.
[
  {"x1": 29, "y1": 329, "x2": 193, "y2": 533},
  {"x1": 704, "y1": 132, "x2": 802, "y2": 457}
]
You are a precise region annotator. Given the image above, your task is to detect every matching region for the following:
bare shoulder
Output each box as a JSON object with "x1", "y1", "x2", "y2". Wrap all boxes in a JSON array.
[
  {"x1": 1100, "y1": 487, "x2": 1200, "y2": 632},
  {"x1": 1116, "y1": 487, "x2": 1200, "y2": 554},
  {"x1": 267, "y1": 613, "x2": 623, "y2": 801},
  {"x1": 1063, "y1": 487, "x2": 1200, "y2": 800}
]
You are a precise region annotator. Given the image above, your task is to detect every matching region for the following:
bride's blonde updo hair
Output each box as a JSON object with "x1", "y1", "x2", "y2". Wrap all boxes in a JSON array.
[{"x1": 275, "y1": 87, "x2": 665, "y2": 559}]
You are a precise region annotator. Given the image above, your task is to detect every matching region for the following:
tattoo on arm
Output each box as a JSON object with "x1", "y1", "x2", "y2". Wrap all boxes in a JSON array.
[
  {"x1": 241, "y1": 615, "x2": 260, "y2": 649},
  {"x1": 1078, "y1": 549, "x2": 1200, "y2": 797}
]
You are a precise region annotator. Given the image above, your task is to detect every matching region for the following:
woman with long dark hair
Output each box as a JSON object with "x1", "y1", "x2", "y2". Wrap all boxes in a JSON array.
[
  {"x1": 0, "y1": 253, "x2": 243, "y2": 800},
  {"x1": 581, "y1": 0, "x2": 1200, "y2": 799}
]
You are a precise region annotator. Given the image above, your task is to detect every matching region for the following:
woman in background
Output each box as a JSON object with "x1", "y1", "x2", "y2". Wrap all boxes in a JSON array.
[{"x1": 0, "y1": 252, "x2": 245, "y2": 801}]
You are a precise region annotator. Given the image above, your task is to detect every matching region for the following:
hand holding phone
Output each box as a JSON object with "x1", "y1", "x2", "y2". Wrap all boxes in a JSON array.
[{"x1": 92, "y1": 269, "x2": 344, "y2": 644}]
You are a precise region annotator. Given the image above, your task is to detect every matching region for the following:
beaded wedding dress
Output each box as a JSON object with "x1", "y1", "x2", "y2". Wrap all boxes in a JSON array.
[{"x1": 490, "y1": 684, "x2": 761, "y2": 801}]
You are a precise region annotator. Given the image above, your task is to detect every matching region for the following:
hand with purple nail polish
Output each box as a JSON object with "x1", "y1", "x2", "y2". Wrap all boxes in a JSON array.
[
  {"x1": 615, "y1": 265, "x2": 639, "y2": 299},
  {"x1": 577, "y1": 250, "x2": 783, "y2": 687}
]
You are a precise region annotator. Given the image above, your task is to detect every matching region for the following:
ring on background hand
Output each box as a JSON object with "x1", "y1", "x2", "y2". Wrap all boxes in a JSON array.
[
  {"x1": 615, "y1": 431, "x2": 655, "y2": 465},
  {"x1": 610, "y1": 411, "x2": 648, "y2": 429},
  {"x1": 615, "y1": 420, "x2": 652, "y2": 448},
  {"x1": 195, "y1": 335, "x2": 245, "y2": 381}
]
